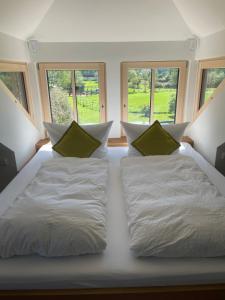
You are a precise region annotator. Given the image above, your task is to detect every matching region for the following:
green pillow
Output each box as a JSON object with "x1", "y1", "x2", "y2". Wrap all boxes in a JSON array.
[
  {"x1": 131, "y1": 120, "x2": 180, "y2": 156},
  {"x1": 52, "y1": 121, "x2": 101, "y2": 158}
]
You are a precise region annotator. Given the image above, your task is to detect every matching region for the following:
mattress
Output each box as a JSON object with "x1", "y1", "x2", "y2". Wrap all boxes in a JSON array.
[{"x1": 1, "y1": 143, "x2": 225, "y2": 290}]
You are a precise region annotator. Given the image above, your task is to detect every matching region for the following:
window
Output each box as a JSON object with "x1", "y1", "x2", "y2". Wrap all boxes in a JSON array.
[
  {"x1": 39, "y1": 63, "x2": 106, "y2": 125},
  {"x1": 121, "y1": 61, "x2": 187, "y2": 125},
  {"x1": 195, "y1": 58, "x2": 225, "y2": 115},
  {"x1": 0, "y1": 61, "x2": 33, "y2": 120}
]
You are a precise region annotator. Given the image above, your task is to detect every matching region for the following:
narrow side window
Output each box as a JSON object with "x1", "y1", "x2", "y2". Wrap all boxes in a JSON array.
[
  {"x1": 195, "y1": 58, "x2": 225, "y2": 118},
  {"x1": 0, "y1": 61, "x2": 33, "y2": 121}
]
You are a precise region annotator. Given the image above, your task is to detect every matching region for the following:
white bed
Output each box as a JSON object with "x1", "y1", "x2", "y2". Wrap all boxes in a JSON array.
[{"x1": 1, "y1": 143, "x2": 225, "y2": 290}]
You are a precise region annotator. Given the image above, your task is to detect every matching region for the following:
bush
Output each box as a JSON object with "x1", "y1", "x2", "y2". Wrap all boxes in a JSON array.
[
  {"x1": 50, "y1": 86, "x2": 72, "y2": 124},
  {"x1": 141, "y1": 105, "x2": 150, "y2": 118},
  {"x1": 169, "y1": 94, "x2": 176, "y2": 115}
]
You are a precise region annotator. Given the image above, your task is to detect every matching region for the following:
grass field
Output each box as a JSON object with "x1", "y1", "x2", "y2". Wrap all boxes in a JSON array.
[
  {"x1": 68, "y1": 88, "x2": 177, "y2": 124},
  {"x1": 128, "y1": 88, "x2": 176, "y2": 123},
  {"x1": 69, "y1": 95, "x2": 100, "y2": 124},
  {"x1": 205, "y1": 88, "x2": 215, "y2": 102},
  {"x1": 66, "y1": 81, "x2": 177, "y2": 124}
]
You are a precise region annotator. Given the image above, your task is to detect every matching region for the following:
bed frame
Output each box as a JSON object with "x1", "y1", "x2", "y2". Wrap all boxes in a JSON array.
[
  {"x1": 1, "y1": 284, "x2": 225, "y2": 299},
  {"x1": 1, "y1": 136, "x2": 222, "y2": 299}
]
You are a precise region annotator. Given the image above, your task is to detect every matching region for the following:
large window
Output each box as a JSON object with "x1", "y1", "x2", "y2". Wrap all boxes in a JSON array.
[
  {"x1": 195, "y1": 58, "x2": 225, "y2": 116},
  {"x1": 121, "y1": 61, "x2": 187, "y2": 125},
  {"x1": 0, "y1": 61, "x2": 33, "y2": 120},
  {"x1": 39, "y1": 63, "x2": 106, "y2": 125}
]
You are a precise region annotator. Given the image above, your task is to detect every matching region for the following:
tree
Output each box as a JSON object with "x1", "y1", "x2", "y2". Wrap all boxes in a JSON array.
[
  {"x1": 50, "y1": 86, "x2": 72, "y2": 124},
  {"x1": 75, "y1": 70, "x2": 84, "y2": 90},
  {"x1": 169, "y1": 94, "x2": 176, "y2": 118},
  {"x1": 47, "y1": 70, "x2": 84, "y2": 95},
  {"x1": 207, "y1": 69, "x2": 225, "y2": 88},
  {"x1": 142, "y1": 69, "x2": 151, "y2": 93},
  {"x1": 141, "y1": 105, "x2": 150, "y2": 118},
  {"x1": 128, "y1": 70, "x2": 141, "y2": 90}
]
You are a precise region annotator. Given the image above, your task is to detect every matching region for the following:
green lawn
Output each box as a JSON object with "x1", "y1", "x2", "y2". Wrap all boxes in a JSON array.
[
  {"x1": 204, "y1": 88, "x2": 216, "y2": 102},
  {"x1": 128, "y1": 89, "x2": 176, "y2": 123},
  {"x1": 69, "y1": 95, "x2": 100, "y2": 124},
  {"x1": 83, "y1": 80, "x2": 99, "y2": 90},
  {"x1": 67, "y1": 88, "x2": 176, "y2": 124}
]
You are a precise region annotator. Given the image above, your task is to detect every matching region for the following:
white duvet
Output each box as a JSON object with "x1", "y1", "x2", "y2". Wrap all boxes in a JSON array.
[
  {"x1": 0, "y1": 158, "x2": 108, "y2": 258},
  {"x1": 121, "y1": 155, "x2": 225, "y2": 257}
]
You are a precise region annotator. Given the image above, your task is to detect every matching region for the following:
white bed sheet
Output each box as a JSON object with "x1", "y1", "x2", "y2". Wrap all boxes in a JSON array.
[{"x1": 1, "y1": 143, "x2": 225, "y2": 289}]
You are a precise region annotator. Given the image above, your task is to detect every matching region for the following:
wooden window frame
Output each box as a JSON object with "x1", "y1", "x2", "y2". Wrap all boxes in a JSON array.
[
  {"x1": 194, "y1": 57, "x2": 225, "y2": 120},
  {"x1": 0, "y1": 61, "x2": 34, "y2": 123},
  {"x1": 38, "y1": 62, "x2": 107, "y2": 124},
  {"x1": 121, "y1": 61, "x2": 187, "y2": 131}
]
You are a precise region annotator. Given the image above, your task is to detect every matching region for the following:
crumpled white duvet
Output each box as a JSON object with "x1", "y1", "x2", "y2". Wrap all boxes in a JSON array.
[
  {"x1": 121, "y1": 155, "x2": 225, "y2": 257},
  {"x1": 0, "y1": 158, "x2": 108, "y2": 258}
]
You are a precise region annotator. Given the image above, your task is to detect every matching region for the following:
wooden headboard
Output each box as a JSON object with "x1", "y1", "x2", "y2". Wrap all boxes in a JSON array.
[{"x1": 0, "y1": 143, "x2": 17, "y2": 192}]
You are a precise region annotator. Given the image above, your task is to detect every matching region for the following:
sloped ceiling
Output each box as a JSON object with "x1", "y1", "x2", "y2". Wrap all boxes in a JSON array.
[
  {"x1": 173, "y1": 0, "x2": 225, "y2": 37},
  {"x1": 0, "y1": 0, "x2": 224, "y2": 42},
  {"x1": 32, "y1": 0, "x2": 192, "y2": 42},
  {"x1": 0, "y1": 0, "x2": 54, "y2": 40}
]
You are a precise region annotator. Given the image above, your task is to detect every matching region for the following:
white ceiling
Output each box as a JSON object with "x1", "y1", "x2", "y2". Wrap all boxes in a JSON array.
[
  {"x1": 0, "y1": 0, "x2": 224, "y2": 42},
  {"x1": 32, "y1": 0, "x2": 192, "y2": 42},
  {"x1": 173, "y1": 0, "x2": 225, "y2": 37},
  {"x1": 0, "y1": 0, "x2": 54, "y2": 40}
]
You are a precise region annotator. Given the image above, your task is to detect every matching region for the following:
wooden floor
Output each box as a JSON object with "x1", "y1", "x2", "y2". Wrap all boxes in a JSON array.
[
  {"x1": 107, "y1": 136, "x2": 128, "y2": 147},
  {"x1": 1, "y1": 284, "x2": 225, "y2": 299},
  {"x1": 36, "y1": 136, "x2": 194, "y2": 149},
  {"x1": 107, "y1": 136, "x2": 194, "y2": 147}
]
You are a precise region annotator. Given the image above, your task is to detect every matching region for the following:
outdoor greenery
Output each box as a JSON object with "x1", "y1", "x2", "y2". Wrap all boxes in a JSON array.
[
  {"x1": 50, "y1": 86, "x2": 73, "y2": 124},
  {"x1": 128, "y1": 89, "x2": 177, "y2": 124},
  {"x1": 127, "y1": 68, "x2": 178, "y2": 124},
  {"x1": 201, "y1": 68, "x2": 225, "y2": 105},
  {"x1": 205, "y1": 68, "x2": 225, "y2": 88},
  {"x1": 0, "y1": 72, "x2": 28, "y2": 111},
  {"x1": 47, "y1": 70, "x2": 100, "y2": 124},
  {"x1": 46, "y1": 67, "x2": 225, "y2": 125}
]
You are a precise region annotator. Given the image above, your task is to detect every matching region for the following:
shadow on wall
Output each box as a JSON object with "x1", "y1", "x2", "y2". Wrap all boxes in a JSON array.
[
  {"x1": 0, "y1": 84, "x2": 40, "y2": 170},
  {"x1": 187, "y1": 87, "x2": 225, "y2": 166}
]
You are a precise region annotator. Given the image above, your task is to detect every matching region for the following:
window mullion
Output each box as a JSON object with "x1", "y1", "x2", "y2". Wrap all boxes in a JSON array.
[
  {"x1": 150, "y1": 68, "x2": 155, "y2": 124},
  {"x1": 71, "y1": 70, "x2": 78, "y2": 122}
]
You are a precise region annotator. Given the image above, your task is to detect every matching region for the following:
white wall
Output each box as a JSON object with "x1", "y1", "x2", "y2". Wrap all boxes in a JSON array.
[
  {"x1": 0, "y1": 84, "x2": 40, "y2": 169},
  {"x1": 183, "y1": 59, "x2": 198, "y2": 121},
  {"x1": 187, "y1": 88, "x2": 225, "y2": 165},
  {"x1": 32, "y1": 41, "x2": 195, "y2": 137},
  {"x1": 187, "y1": 30, "x2": 225, "y2": 165},
  {"x1": 0, "y1": 32, "x2": 30, "y2": 61},
  {"x1": 0, "y1": 32, "x2": 42, "y2": 169},
  {"x1": 196, "y1": 29, "x2": 225, "y2": 60}
]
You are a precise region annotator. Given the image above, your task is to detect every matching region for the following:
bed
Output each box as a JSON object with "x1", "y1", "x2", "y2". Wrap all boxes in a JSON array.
[{"x1": 1, "y1": 143, "x2": 225, "y2": 299}]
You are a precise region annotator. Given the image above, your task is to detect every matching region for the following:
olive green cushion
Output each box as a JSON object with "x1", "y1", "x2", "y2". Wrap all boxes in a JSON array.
[
  {"x1": 52, "y1": 121, "x2": 101, "y2": 158},
  {"x1": 131, "y1": 120, "x2": 180, "y2": 156}
]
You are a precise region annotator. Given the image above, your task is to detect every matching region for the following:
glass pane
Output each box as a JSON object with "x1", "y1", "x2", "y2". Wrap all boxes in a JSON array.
[
  {"x1": 154, "y1": 68, "x2": 179, "y2": 124},
  {"x1": 199, "y1": 68, "x2": 225, "y2": 108},
  {"x1": 75, "y1": 70, "x2": 100, "y2": 124},
  {"x1": 0, "y1": 72, "x2": 28, "y2": 111},
  {"x1": 47, "y1": 70, "x2": 74, "y2": 125},
  {"x1": 127, "y1": 68, "x2": 151, "y2": 124}
]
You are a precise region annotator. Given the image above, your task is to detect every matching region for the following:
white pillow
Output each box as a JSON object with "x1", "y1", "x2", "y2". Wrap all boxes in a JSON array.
[
  {"x1": 120, "y1": 121, "x2": 189, "y2": 156},
  {"x1": 43, "y1": 121, "x2": 113, "y2": 158}
]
